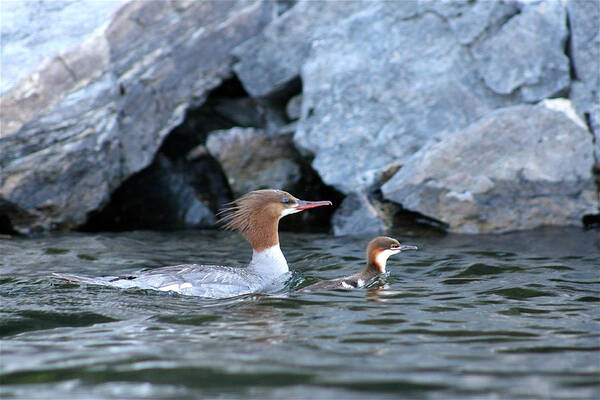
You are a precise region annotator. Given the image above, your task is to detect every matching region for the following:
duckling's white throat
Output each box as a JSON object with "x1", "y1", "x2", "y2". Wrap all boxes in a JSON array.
[
  {"x1": 248, "y1": 245, "x2": 289, "y2": 277},
  {"x1": 375, "y1": 249, "x2": 401, "y2": 273}
]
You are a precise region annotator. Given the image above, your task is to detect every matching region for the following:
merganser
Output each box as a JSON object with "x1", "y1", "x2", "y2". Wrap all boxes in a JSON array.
[
  {"x1": 53, "y1": 189, "x2": 332, "y2": 298},
  {"x1": 301, "y1": 236, "x2": 417, "y2": 291}
]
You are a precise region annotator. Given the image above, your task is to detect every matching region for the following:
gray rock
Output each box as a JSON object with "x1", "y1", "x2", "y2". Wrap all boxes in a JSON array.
[
  {"x1": 471, "y1": 0, "x2": 570, "y2": 101},
  {"x1": 0, "y1": 32, "x2": 112, "y2": 137},
  {"x1": 232, "y1": 0, "x2": 367, "y2": 98},
  {"x1": 1, "y1": 75, "x2": 121, "y2": 232},
  {"x1": 212, "y1": 97, "x2": 265, "y2": 128},
  {"x1": 332, "y1": 192, "x2": 386, "y2": 236},
  {"x1": 567, "y1": 0, "x2": 600, "y2": 166},
  {"x1": 569, "y1": 83, "x2": 600, "y2": 168},
  {"x1": 381, "y1": 101, "x2": 596, "y2": 233},
  {"x1": 0, "y1": 0, "x2": 123, "y2": 94},
  {"x1": 295, "y1": 3, "x2": 513, "y2": 194},
  {"x1": 0, "y1": 0, "x2": 275, "y2": 233},
  {"x1": 205, "y1": 127, "x2": 301, "y2": 197},
  {"x1": 567, "y1": 0, "x2": 600, "y2": 87},
  {"x1": 286, "y1": 93, "x2": 302, "y2": 121},
  {"x1": 421, "y1": 0, "x2": 519, "y2": 45}
]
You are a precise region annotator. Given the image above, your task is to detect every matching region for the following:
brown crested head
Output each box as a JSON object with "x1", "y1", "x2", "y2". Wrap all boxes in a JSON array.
[
  {"x1": 366, "y1": 236, "x2": 417, "y2": 273},
  {"x1": 218, "y1": 189, "x2": 332, "y2": 251}
]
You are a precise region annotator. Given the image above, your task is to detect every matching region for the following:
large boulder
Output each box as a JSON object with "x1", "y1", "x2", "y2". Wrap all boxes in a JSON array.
[
  {"x1": 294, "y1": 1, "x2": 534, "y2": 195},
  {"x1": 381, "y1": 100, "x2": 596, "y2": 233},
  {"x1": 0, "y1": 0, "x2": 275, "y2": 233},
  {"x1": 567, "y1": 0, "x2": 600, "y2": 166},
  {"x1": 205, "y1": 127, "x2": 301, "y2": 197}
]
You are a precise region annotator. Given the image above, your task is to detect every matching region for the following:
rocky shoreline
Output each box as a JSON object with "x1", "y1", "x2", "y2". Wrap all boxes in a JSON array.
[{"x1": 1, "y1": 0, "x2": 598, "y2": 235}]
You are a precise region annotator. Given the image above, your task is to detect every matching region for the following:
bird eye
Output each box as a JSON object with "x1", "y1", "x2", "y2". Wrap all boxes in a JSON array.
[{"x1": 282, "y1": 198, "x2": 290, "y2": 204}]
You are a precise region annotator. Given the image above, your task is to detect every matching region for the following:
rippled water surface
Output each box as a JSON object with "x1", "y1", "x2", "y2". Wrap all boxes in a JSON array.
[{"x1": 1, "y1": 228, "x2": 599, "y2": 399}]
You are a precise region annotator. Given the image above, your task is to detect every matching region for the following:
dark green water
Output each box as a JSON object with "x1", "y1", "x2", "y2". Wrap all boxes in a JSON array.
[{"x1": 1, "y1": 228, "x2": 599, "y2": 399}]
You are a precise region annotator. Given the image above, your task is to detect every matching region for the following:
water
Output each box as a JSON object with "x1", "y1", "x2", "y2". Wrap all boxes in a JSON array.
[{"x1": 1, "y1": 228, "x2": 599, "y2": 399}]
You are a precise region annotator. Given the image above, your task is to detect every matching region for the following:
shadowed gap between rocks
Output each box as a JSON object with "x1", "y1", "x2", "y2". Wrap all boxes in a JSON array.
[
  {"x1": 582, "y1": 110, "x2": 600, "y2": 230},
  {"x1": 80, "y1": 75, "x2": 342, "y2": 233},
  {"x1": 0, "y1": 200, "x2": 31, "y2": 236},
  {"x1": 0, "y1": 215, "x2": 18, "y2": 236},
  {"x1": 564, "y1": 11, "x2": 577, "y2": 83},
  {"x1": 276, "y1": 0, "x2": 297, "y2": 16}
]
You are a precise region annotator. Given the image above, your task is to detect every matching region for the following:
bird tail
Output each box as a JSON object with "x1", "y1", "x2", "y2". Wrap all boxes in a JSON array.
[{"x1": 52, "y1": 272, "x2": 109, "y2": 286}]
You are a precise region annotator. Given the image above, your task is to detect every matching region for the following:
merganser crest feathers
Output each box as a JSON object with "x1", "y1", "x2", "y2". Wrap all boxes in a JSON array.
[
  {"x1": 218, "y1": 189, "x2": 292, "y2": 234},
  {"x1": 218, "y1": 189, "x2": 300, "y2": 252}
]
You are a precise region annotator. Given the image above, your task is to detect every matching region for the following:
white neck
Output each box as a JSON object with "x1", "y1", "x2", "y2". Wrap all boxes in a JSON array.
[
  {"x1": 375, "y1": 249, "x2": 400, "y2": 273},
  {"x1": 248, "y1": 245, "x2": 289, "y2": 277}
]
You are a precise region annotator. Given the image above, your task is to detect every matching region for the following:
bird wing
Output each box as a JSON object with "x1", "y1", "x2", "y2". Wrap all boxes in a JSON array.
[{"x1": 53, "y1": 264, "x2": 261, "y2": 298}]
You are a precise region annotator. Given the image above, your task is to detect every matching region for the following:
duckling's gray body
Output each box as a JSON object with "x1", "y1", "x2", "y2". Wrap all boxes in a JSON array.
[{"x1": 302, "y1": 270, "x2": 376, "y2": 291}]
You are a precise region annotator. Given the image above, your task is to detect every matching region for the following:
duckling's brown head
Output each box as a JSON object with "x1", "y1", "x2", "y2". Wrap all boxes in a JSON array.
[{"x1": 367, "y1": 236, "x2": 418, "y2": 273}]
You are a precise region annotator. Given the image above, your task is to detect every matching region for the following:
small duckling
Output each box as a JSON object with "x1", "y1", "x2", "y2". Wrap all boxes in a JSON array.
[{"x1": 301, "y1": 236, "x2": 417, "y2": 291}]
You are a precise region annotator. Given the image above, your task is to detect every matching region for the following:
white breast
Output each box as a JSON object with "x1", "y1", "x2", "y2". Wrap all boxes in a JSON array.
[{"x1": 248, "y1": 245, "x2": 289, "y2": 278}]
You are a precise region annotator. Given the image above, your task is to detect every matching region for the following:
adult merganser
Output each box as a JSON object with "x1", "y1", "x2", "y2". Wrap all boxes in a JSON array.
[
  {"x1": 301, "y1": 236, "x2": 417, "y2": 291},
  {"x1": 53, "y1": 189, "x2": 332, "y2": 298}
]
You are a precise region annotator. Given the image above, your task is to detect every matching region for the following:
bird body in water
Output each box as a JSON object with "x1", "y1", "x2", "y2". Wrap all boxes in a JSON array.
[{"x1": 53, "y1": 189, "x2": 332, "y2": 298}]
